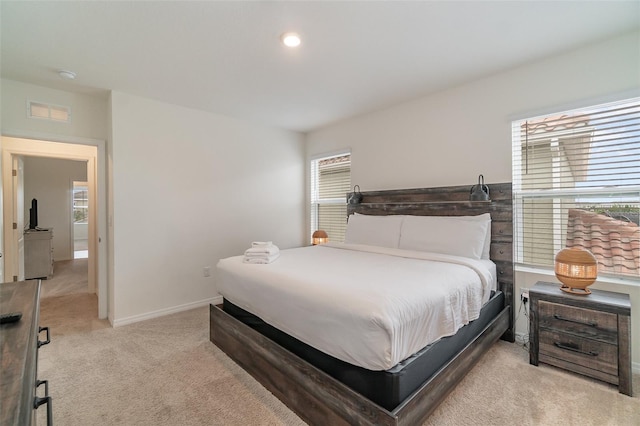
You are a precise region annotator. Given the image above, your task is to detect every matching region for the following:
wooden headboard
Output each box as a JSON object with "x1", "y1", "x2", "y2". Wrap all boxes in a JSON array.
[{"x1": 347, "y1": 182, "x2": 515, "y2": 342}]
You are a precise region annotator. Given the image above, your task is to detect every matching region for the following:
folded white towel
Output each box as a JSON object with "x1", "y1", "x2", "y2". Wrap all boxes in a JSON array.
[
  {"x1": 251, "y1": 241, "x2": 273, "y2": 248},
  {"x1": 243, "y1": 252, "x2": 280, "y2": 264},
  {"x1": 245, "y1": 245, "x2": 280, "y2": 256},
  {"x1": 244, "y1": 253, "x2": 275, "y2": 259}
]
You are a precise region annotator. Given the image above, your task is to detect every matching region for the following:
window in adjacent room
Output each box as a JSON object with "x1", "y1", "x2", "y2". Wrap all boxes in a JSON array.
[
  {"x1": 72, "y1": 181, "x2": 89, "y2": 259},
  {"x1": 310, "y1": 152, "x2": 351, "y2": 243},
  {"x1": 512, "y1": 97, "x2": 639, "y2": 280}
]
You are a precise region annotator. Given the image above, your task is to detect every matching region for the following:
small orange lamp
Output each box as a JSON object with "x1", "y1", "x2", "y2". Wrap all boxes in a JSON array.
[
  {"x1": 312, "y1": 230, "x2": 329, "y2": 245},
  {"x1": 555, "y1": 247, "x2": 598, "y2": 295}
]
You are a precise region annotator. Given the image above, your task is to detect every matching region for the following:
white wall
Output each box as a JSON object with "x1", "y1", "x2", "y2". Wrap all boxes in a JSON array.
[
  {"x1": 308, "y1": 31, "x2": 639, "y2": 188},
  {"x1": 1, "y1": 79, "x2": 109, "y2": 141},
  {"x1": 110, "y1": 92, "x2": 305, "y2": 324},
  {"x1": 307, "y1": 31, "x2": 640, "y2": 366},
  {"x1": 2, "y1": 79, "x2": 305, "y2": 326},
  {"x1": 23, "y1": 156, "x2": 87, "y2": 261}
]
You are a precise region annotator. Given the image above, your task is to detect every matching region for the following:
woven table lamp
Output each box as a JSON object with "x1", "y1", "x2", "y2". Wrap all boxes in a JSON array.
[
  {"x1": 555, "y1": 247, "x2": 598, "y2": 295},
  {"x1": 312, "y1": 230, "x2": 329, "y2": 245}
]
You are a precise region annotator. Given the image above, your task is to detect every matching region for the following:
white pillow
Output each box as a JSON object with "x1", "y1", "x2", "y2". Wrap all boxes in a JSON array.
[
  {"x1": 399, "y1": 215, "x2": 490, "y2": 260},
  {"x1": 344, "y1": 214, "x2": 404, "y2": 248},
  {"x1": 448, "y1": 213, "x2": 492, "y2": 259}
]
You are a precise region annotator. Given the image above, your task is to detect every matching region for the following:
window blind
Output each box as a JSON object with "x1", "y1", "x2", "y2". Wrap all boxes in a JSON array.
[
  {"x1": 512, "y1": 98, "x2": 640, "y2": 279},
  {"x1": 310, "y1": 153, "x2": 351, "y2": 243}
]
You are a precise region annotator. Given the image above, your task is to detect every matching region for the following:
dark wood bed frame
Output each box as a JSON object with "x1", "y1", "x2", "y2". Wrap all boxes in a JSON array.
[{"x1": 210, "y1": 182, "x2": 514, "y2": 425}]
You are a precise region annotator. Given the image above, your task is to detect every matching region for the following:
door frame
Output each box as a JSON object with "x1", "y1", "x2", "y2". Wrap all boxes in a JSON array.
[{"x1": 1, "y1": 133, "x2": 108, "y2": 320}]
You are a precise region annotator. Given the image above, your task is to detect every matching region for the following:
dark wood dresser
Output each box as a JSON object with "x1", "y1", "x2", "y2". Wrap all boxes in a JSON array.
[
  {"x1": 0, "y1": 280, "x2": 52, "y2": 425},
  {"x1": 529, "y1": 281, "x2": 632, "y2": 396}
]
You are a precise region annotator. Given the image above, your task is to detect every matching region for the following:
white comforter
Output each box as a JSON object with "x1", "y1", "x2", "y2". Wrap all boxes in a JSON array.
[{"x1": 216, "y1": 243, "x2": 496, "y2": 371}]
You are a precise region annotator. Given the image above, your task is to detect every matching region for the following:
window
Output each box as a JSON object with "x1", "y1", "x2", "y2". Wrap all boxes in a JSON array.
[
  {"x1": 73, "y1": 183, "x2": 88, "y2": 224},
  {"x1": 310, "y1": 152, "x2": 351, "y2": 243},
  {"x1": 512, "y1": 98, "x2": 640, "y2": 280},
  {"x1": 73, "y1": 182, "x2": 89, "y2": 259}
]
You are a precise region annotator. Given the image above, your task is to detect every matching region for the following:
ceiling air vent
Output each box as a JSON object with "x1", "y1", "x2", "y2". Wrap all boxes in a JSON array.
[{"x1": 27, "y1": 101, "x2": 71, "y2": 123}]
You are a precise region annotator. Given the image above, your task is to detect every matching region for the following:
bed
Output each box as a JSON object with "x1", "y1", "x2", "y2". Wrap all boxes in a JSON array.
[{"x1": 210, "y1": 183, "x2": 514, "y2": 425}]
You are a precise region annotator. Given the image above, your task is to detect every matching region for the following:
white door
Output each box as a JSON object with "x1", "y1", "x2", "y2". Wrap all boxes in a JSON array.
[
  {"x1": 12, "y1": 155, "x2": 25, "y2": 281},
  {"x1": 0, "y1": 146, "x2": 3, "y2": 282}
]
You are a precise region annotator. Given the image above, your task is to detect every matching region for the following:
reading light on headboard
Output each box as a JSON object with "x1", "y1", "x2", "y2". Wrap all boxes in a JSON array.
[
  {"x1": 470, "y1": 175, "x2": 491, "y2": 201},
  {"x1": 347, "y1": 185, "x2": 363, "y2": 204},
  {"x1": 312, "y1": 230, "x2": 329, "y2": 245}
]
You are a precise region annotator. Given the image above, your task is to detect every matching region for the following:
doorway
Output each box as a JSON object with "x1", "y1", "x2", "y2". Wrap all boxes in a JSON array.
[{"x1": 1, "y1": 136, "x2": 108, "y2": 320}]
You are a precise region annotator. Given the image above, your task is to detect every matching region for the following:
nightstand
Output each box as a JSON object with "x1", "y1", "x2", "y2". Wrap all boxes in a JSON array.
[{"x1": 529, "y1": 281, "x2": 632, "y2": 396}]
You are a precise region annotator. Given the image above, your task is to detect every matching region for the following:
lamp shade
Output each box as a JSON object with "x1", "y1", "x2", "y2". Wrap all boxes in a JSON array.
[
  {"x1": 312, "y1": 230, "x2": 329, "y2": 245},
  {"x1": 555, "y1": 247, "x2": 598, "y2": 295}
]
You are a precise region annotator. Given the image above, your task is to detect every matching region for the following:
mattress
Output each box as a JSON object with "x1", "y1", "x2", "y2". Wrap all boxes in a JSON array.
[{"x1": 217, "y1": 242, "x2": 497, "y2": 371}]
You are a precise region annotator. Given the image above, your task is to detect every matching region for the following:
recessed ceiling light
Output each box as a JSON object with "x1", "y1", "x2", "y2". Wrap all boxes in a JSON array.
[
  {"x1": 281, "y1": 32, "x2": 301, "y2": 48},
  {"x1": 58, "y1": 70, "x2": 76, "y2": 80}
]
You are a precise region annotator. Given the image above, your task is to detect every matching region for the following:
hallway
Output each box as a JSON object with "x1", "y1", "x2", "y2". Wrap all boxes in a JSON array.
[
  {"x1": 41, "y1": 258, "x2": 89, "y2": 299},
  {"x1": 39, "y1": 259, "x2": 109, "y2": 336}
]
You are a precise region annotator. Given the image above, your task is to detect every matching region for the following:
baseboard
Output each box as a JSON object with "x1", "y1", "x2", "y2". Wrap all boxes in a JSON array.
[
  {"x1": 515, "y1": 332, "x2": 640, "y2": 374},
  {"x1": 113, "y1": 295, "x2": 223, "y2": 327}
]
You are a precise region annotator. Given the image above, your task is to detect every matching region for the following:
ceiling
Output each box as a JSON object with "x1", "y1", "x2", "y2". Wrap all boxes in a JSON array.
[{"x1": 1, "y1": 1, "x2": 639, "y2": 133}]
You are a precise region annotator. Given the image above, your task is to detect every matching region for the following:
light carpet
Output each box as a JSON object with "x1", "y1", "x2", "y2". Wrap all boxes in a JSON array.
[
  {"x1": 36, "y1": 299, "x2": 639, "y2": 425},
  {"x1": 40, "y1": 259, "x2": 90, "y2": 299}
]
